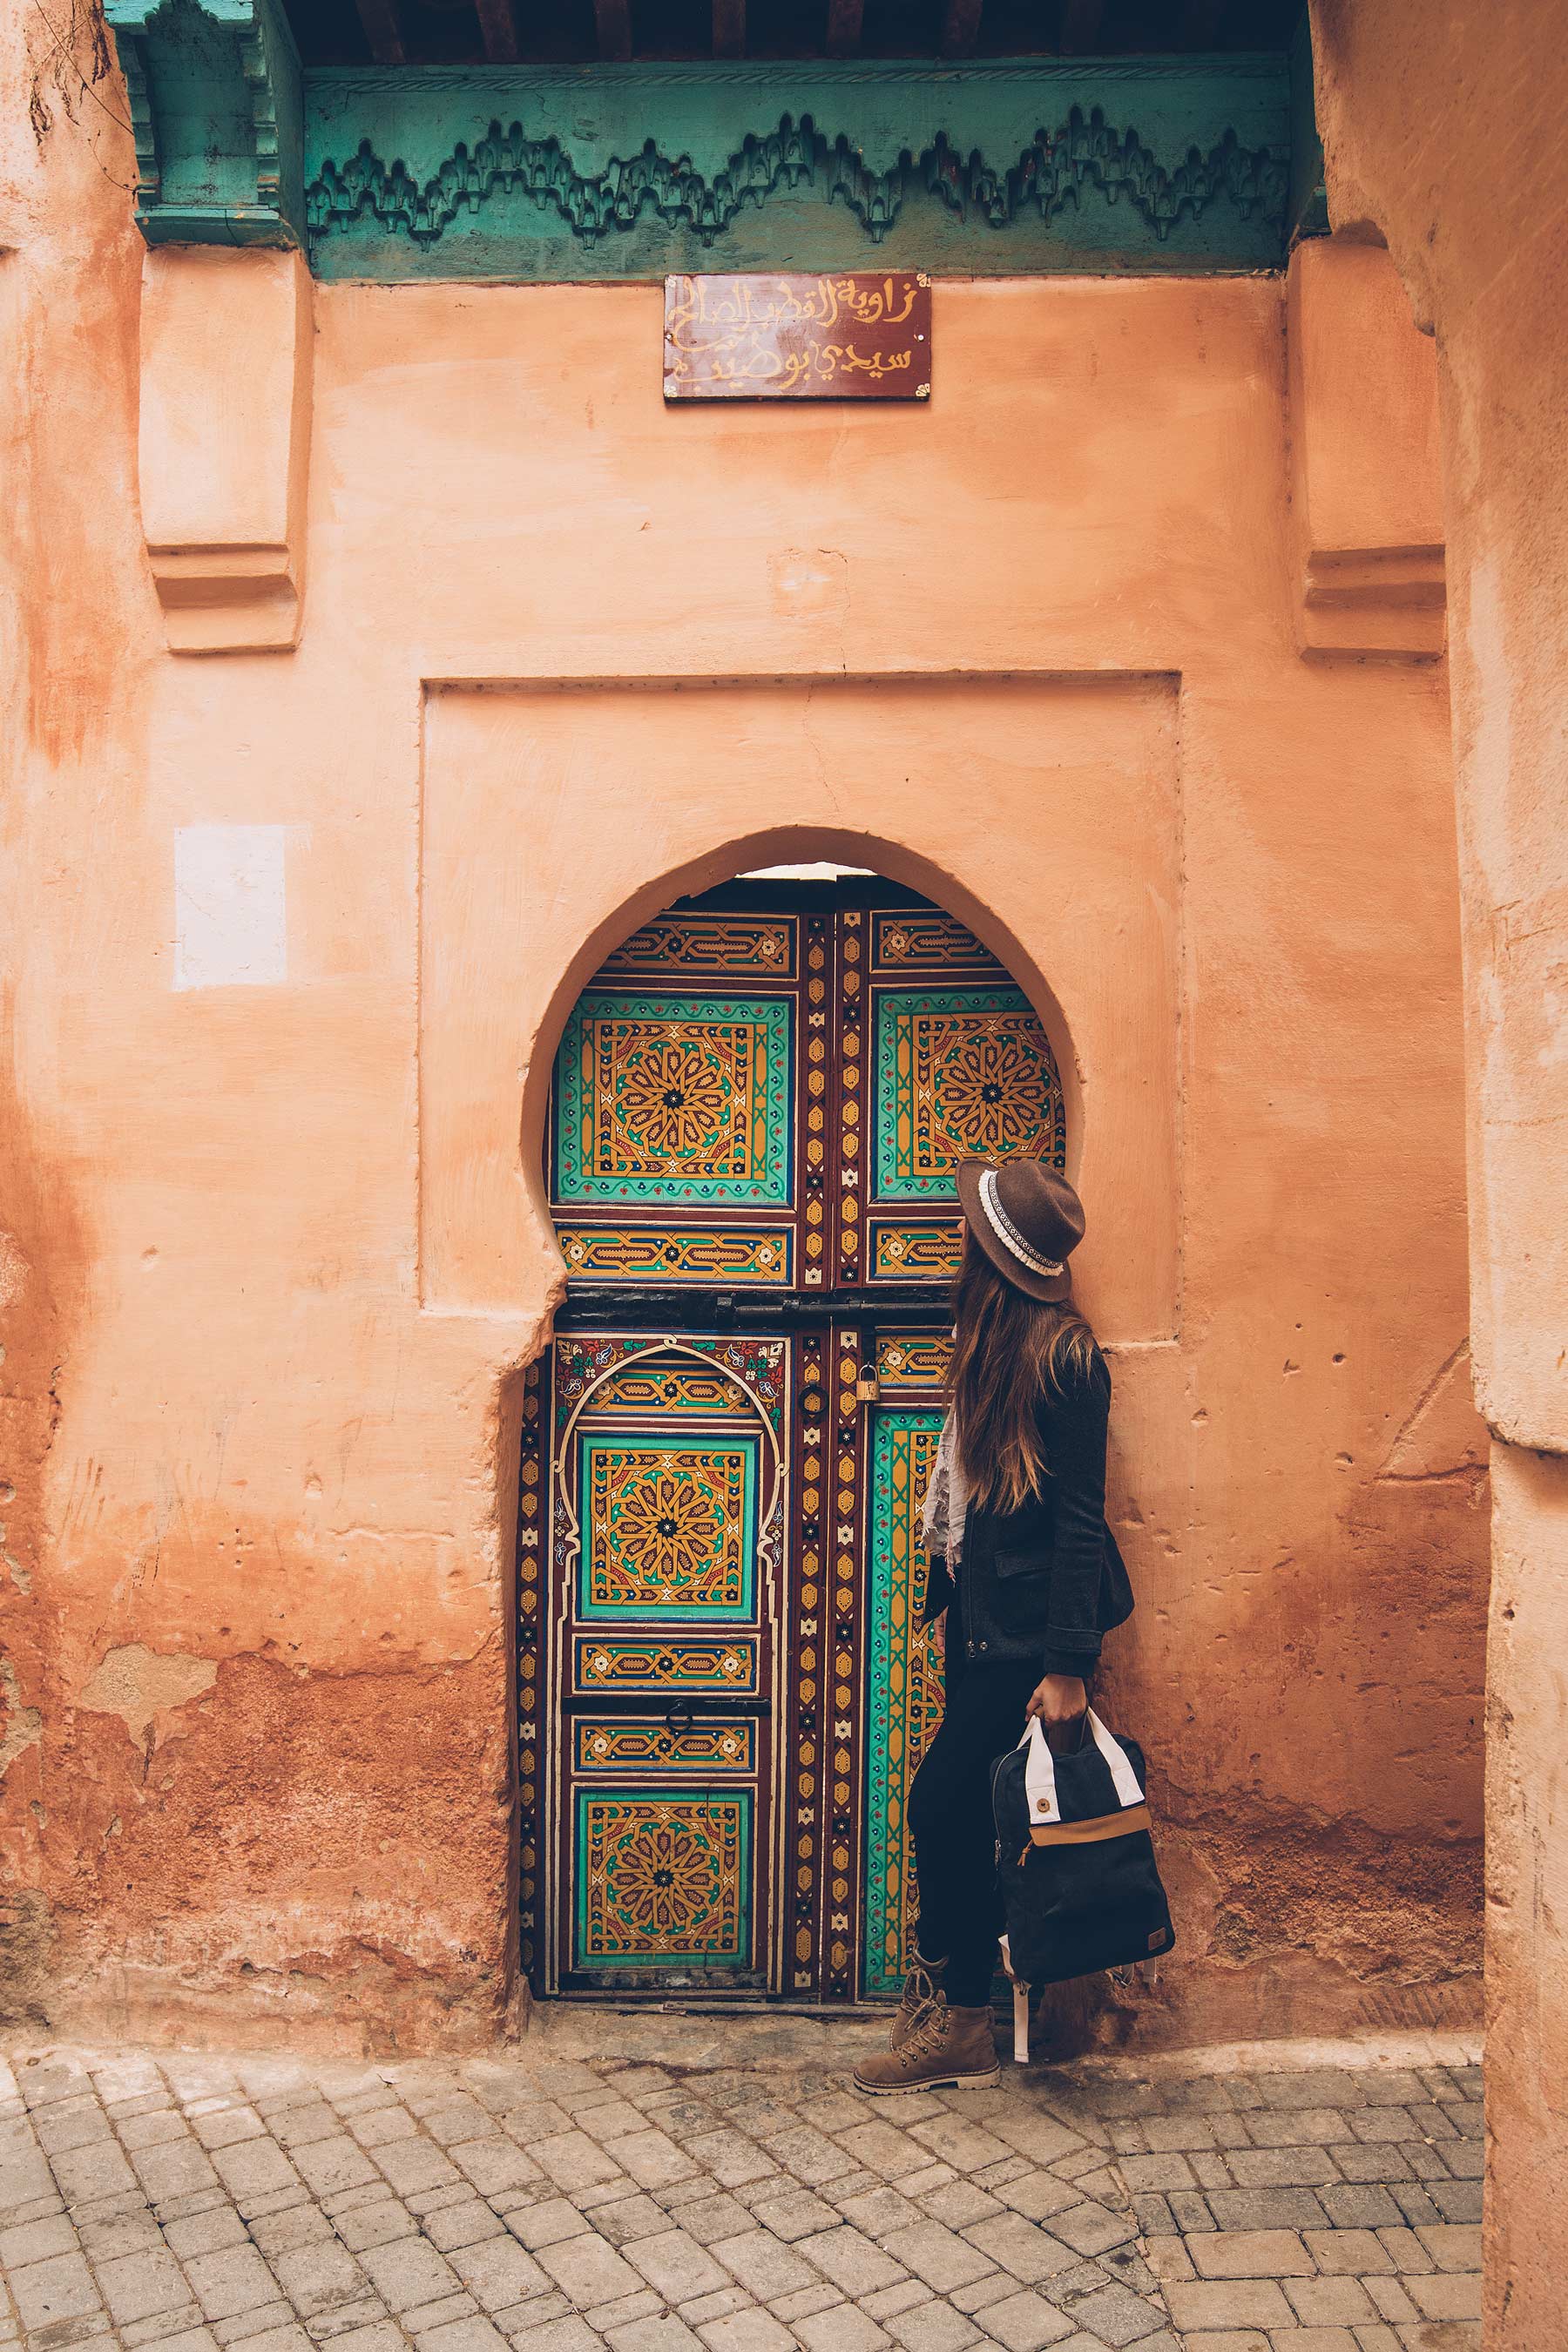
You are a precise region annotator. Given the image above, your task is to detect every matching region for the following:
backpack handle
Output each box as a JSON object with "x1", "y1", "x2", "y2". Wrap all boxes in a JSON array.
[{"x1": 1020, "y1": 1709, "x2": 1144, "y2": 1824}]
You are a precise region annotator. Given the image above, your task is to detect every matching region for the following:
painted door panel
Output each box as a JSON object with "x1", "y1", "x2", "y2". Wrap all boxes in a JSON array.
[{"x1": 525, "y1": 883, "x2": 1063, "y2": 1999}]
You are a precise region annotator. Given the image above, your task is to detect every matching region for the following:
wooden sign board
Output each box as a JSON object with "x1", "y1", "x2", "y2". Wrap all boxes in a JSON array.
[{"x1": 664, "y1": 272, "x2": 931, "y2": 402}]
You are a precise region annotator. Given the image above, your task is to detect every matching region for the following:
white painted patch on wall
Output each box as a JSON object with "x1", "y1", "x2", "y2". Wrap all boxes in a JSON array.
[{"x1": 173, "y1": 824, "x2": 289, "y2": 990}]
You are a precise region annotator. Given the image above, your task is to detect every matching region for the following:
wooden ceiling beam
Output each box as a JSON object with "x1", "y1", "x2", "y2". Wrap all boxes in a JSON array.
[
  {"x1": 940, "y1": 0, "x2": 983, "y2": 58},
  {"x1": 1058, "y1": 0, "x2": 1104, "y2": 55},
  {"x1": 354, "y1": 0, "x2": 405, "y2": 65},
  {"x1": 475, "y1": 0, "x2": 523, "y2": 62},
  {"x1": 825, "y1": 0, "x2": 863, "y2": 56},
  {"x1": 594, "y1": 0, "x2": 633, "y2": 60},
  {"x1": 713, "y1": 0, "x2": 746, "y2": 57}
]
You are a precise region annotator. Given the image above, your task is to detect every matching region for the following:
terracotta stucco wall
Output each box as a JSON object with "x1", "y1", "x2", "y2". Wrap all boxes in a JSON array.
[
  {"x1": 2, "y1": 17, "x2": 1485, "y2": 2053},
  {"x1": 1308, "y1": 4, "x2": 1568, "y2": 2343}
]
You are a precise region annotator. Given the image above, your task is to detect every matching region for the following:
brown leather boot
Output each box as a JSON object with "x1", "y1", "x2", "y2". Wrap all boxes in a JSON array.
[
  {"x1": 890, "y1": 1954, "x2": 947, "y2": 2051},
  {"x1": 854, "y1": 1995, "x2": 1001, "y2": 2095}
]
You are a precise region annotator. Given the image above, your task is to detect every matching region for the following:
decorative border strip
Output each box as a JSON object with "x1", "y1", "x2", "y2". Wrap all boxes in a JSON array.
[
  {"x1": 556, "y1": 1227, "x2": 794, "y2": 1285},
  {"x1": 306, "y1": 105, "x2": 1288, "y2": 253}
]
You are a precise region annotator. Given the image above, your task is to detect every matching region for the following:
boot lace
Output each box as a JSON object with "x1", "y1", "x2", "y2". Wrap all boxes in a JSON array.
[
  {"x1": 900, "y1": 1960, "x2": 940, "y2": 2024},
  {"x1": 904, "y1": 1996, "x2": 951, "y2": 2060}
]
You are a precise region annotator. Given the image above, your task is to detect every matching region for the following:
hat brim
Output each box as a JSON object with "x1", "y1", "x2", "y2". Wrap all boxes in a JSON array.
[{"x1": 956, "y1": 1159, "x2": 1076, "y2": 1302}]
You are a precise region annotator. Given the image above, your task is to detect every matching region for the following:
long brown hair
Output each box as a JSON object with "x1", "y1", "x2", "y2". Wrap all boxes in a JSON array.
[{"x1": 949, "y1": 1227, "x2": 1098, "y2": 1511}]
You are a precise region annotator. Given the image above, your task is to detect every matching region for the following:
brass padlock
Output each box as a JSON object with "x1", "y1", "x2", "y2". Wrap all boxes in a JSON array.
[{"x1": 855, "y1": 1370, "x2": 880, "y2": 1405}]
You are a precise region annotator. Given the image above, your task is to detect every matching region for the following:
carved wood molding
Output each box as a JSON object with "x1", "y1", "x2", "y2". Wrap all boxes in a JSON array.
[{"x1": 305, "y1": 107, "x2": 1288, "y2": 256}]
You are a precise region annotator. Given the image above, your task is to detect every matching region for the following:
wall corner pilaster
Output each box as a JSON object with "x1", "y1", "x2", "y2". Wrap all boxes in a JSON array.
[
  {"x1": 138, "y1": 244, "x2": 313, "y2": 653},
  {"x1": 1286, "y1": 234, "x2": 1446, "y2": 658}
]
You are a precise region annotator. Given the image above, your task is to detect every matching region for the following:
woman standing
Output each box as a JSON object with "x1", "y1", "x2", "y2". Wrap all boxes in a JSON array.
[{"x1": 855, "y1": 1156, "x2": 1133, "y2": 2094}]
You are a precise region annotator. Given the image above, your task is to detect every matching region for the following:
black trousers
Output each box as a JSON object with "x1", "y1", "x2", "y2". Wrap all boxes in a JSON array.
[{"x1": 908, "y1": 1639, "x2": 1042, "y2": 2005}]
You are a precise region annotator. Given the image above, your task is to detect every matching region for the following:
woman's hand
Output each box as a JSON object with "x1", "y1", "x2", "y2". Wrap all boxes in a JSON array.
[{"x1": 1026, "y1": 1673, "x2": 1088, "y2": 1753}]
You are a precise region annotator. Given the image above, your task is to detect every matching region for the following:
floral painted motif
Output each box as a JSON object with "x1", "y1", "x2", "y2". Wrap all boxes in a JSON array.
[
  {"x1": 875, "y1": 986, "x2": 1065, "y2": 1199},
  {"x1": 579, "y1": 1436, "x2": 757, "y2": 1619},
  {"x1": 553, "y1": 993, "x2": 793, "y2": 1204},
  {"x1": 576, "y1": 1794, "x2": 751, "y2": 1968}
]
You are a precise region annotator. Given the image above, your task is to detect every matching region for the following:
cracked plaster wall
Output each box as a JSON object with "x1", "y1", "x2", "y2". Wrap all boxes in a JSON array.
[{"x1": 0, "y1": 3, "x2": 1488, "y2": 2056}]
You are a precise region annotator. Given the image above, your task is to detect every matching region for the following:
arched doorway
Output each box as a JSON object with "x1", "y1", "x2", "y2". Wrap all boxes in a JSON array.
[{"x1": 518, "y1": 873, "x2": 1065, "y2": 2001}]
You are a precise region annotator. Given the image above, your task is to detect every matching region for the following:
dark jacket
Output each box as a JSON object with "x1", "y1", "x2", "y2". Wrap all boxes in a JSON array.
[{"x1": 920, "y1": 1343, "x2": 1133, "y2": 1680}]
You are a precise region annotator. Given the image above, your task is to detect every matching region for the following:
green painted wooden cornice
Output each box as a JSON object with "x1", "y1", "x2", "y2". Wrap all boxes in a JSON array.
[{"x1": 105, "y1": 7, "x2": 1319, "y2": 278}]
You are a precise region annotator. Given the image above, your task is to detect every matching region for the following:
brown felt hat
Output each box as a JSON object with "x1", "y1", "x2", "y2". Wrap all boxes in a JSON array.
[{"x1": 956, "y1": 1156, "x2": 1085, "y2": 1302}]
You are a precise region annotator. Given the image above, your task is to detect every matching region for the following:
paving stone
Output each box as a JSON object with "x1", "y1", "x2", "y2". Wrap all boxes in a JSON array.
[
  {"x1": 708, "y1": 2227, "x2": 818, "y2": 2299},
  {"x1": 906, "y1": 2117, "x2": 1014, "y2": 2174},
  {"x1": 879, "y1": 2222, "x2": 996, "y2": 2295},
  {"x1": 447, "y1": 2237, "x2": 551, "y2": 2314},
  {"x1": 1205, "y1": 2189, "x2": 1329, "y2": 2233},
  {"x1": 211, "y1": 2296, "x2": 299, "y2": 2343},
  {"x1": 1366, "y1": 2276, "x2": 1423, "y2": 2323},
  {"x1": 331, "y1": 2202, "x2": 418, "y2": 2255},
  {"x1": 997, "y1": 2176, "x2": 1084, "y2": 2226},
  {"x1": 884, "y1": 2301, "x2": 983, "y2": 2350},
  {"x1": 210, "y1": 2145, "x2": 304, "y2": 2203},
  {"x1": 120, "y1": 2315, "x2": 211, "y2": 2350},
  {"x1": 508, "y1": 2322, "x2": 601, "y2": 2351},
  {"x1": 744, "y1": 2186, "x2": 838, "y2": 2241},
  {"x1": 1285, "y1": 2274, "x2": 1381, "y2": 2324},
  {"x1": 694, "y1": 2315, "x2": 795, "y2": 2351},
  {"x1": 1187, "y1": 2231, "x2": 1315, "y2": 2279},
  {"x1": 1405, "y1": 2273, "x2": 1483, "y2": 2322},
  {"x1": 535, "y1": 2231, "x2": 641, "y2": 2308},
  {"x1": 676, "y1": 2287, "x2": 751, "y2": 2324},
  {"x1": 10, "y1": 2249, "x2": 106, "y2": 2328},
  {"x1": 1164, "y1": 2278, "x2": 1296, "y2": 2331},
  {"x1": 618, "y1": 2227, "x2": 728, "y2": 2302},
  {"x1": 1057, "y1": 2281, "x2": 1168, "y2": 2346},
  {"x1": 0, "y1": 2209, "x2": 80, "y2": 2266},
  {"x1": 95, "y1": 2251, "x2": 195, "y2": 2325},
  {"x1": 183, "y1": 2249, "x2": 286, "y2": 2324},
  {"x1": 1302, "y1": 2227, "x2": 1397, "y2": 2274},
  {"x1": 504, "y1": 2199, "x2": 593, "y2": 2252},
  {"x1": 413, "y1": 2319, "x2": 509, "y2": 2352},
  {"x1": 583, "y1": 2287, "x2": 659, "y2": 2329},
  {"x1": 758, "y1": 2127, "x2": 857, "y2": 2188},
  {"x1": 973, "y1": 2288, "x2": 1076, "y2": 2349},
  {"x1": 960, "y1": 2213, "x2": 1077, "y2": 2286},
  {"x1": 1318, "y1": 2186, "x2": 1405, "y2": 2229},
  {"x1": 1425, "y1": 2180, "x2": 1482, "y2": 2223},
  {"x1": 400, "y1": 2292, "x2": 477, "y2": 2333},
  {"x1": 665, "y1": 2195, "x2": 754, "y2": 2248},
  {"x1": 422, "y1": 2202, "x2": 508, "y2": 2254},
  {"x1": 860, "y1": 2286, "x2": 930, "y2": 2323},
  {"x1": 1043, "y1": 2203, "x2": 1134, "y2": 2258},
  {"x1": 794, "y1": 2308, "x2": 890, "y2": 2349},
  {"x1": 605, "y1": 2318, "x2": 702, "y2": 2352},
  {"x1": 680, "y1": 2133, "x2": 776, "y2": 2189},
  {"x1": 920, "y1": 2181, "x2": 1003, "y2": 2228},
  {"x1": 795, "y1": 2222, "x2": 909, "y2": 2295},
  {"x1": 767, "y1": 2282, "x2": 841, "y2": 2322}
]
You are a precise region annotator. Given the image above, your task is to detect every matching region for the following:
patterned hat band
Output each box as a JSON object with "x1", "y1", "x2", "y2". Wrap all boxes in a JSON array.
[{"x1": 978, "y1": 1167, "x2": 1065, "y2": 1279}]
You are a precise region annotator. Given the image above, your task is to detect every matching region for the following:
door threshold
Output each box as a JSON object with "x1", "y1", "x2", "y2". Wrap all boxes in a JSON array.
[{"x1": 544, "y1": 1991, "x2": 889, "y2": 2021}]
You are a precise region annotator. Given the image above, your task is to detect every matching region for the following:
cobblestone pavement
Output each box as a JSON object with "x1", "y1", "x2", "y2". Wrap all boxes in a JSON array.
[{"x1": 0, "y1": 2017, "x2": 1483, "y2": 2352}]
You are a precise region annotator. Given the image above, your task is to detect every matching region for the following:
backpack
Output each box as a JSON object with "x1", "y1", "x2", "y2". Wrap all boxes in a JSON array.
[{"x1": 992, "y1": 1711, "x2": 1175, "y2": 2054}]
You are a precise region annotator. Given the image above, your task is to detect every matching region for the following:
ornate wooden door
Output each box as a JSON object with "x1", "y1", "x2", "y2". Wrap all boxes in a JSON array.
[{"x1": 519, "y1": 883, "x2": 1064, "y2": 1999}]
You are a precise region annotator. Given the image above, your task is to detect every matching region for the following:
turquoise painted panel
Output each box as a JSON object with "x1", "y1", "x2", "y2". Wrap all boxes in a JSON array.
[
  {"x1": 303, "y1": 58, "x2": 1292, "y2": 281},
  {"x1": 577, "y1": 1430, "x2": 760, "y2": 1623},
  {"x1": 863, "y1": 1410, "x2": 945, "y2": 1999},
  {"x1": 573, "y1": 1788, "x2": 754, "y2": 1971},
  {"x1": 874, "y1": 985, "x2": 1065, "y2": 1202},
  {"x1": 554, "y1": 993, "x2": 794, "y2": 1206}
]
